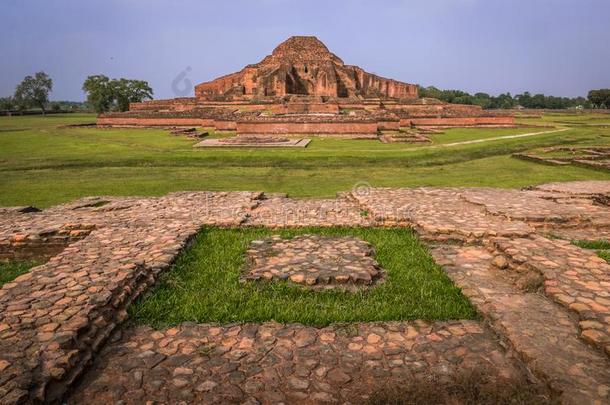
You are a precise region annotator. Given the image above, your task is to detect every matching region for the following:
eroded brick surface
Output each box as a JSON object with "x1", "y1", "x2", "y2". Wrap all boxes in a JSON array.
[
  {"x1": 532, "y1": 180, "x2": 610, "y2": 196},
  {"x1": 431, "y1": 246, "x2": 610, "y2": 404},
  {"x1": 493, "y1": 236, "x2": 610, "y2": 355},
  {"x1": 241, "y1": 235, "x2": 384, "y2": 290},
  {"x1": 69, "y1": 321, "x2": 525, "y2": 404},
  {"x1": 348, "y1": 187, "x2": 533, "y2": 241},
  {"x1": 245, "y1": 194, "x2": 372, "y2": 227},
  {"x1": 461, "y1": 188, "x2": 610, "y2": 227}
]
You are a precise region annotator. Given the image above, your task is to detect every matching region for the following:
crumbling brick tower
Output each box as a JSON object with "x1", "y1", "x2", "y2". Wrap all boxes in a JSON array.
[{"x1": 195, "y1": 36, "x2": 418, "y2": 100}]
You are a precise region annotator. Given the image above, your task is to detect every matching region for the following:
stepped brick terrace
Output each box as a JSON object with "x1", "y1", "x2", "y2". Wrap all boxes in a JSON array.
[
  {"x1": 97, "y1": 36, "x2": 515, "y2": 139},
  {"x1": 1, "y1": 181, "x2": 610, "y2": 403}
]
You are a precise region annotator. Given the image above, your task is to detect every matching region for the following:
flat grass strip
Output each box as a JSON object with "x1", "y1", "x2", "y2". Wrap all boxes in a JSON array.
[
  {"x1": 572, "y1": 239, "x2": 610, "y2": 251},
  {"x1": 130, "y1": 227, "x2": 476, "y2": 327}
]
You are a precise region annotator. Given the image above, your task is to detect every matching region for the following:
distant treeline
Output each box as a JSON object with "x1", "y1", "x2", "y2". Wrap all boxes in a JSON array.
[
  {"x1": 0, "y1": 70, "x2": 152, "y2": 115},
  {"x1": 417, "y1": 86, "x2": 610, "y2": 110},
  {"x1": 0, "y1": 98, "x2": 91, "y2": 114},
  {"x1": 47, "y1": 100, "x2": 91, "y2": 112}
]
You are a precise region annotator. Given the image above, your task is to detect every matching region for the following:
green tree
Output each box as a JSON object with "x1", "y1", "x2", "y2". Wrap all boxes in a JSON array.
[
  {"x1": 588, "y1": 89, "x2": 610, "y2": 108},
  {"x1": 417, "y1": 85, "x2": 442, "y2": 99},
  {"x1": 83, "y1": 76, "x2": 153, "y2": 113},
  {"x1": 82, "y1": 75, "x2": 114, "y2": 113},
  {"x1": 0, "y1": 97, "x2": 15, "y2": 111},
  {"x1": 14, "y1": 72, "x2": 53, "y2": 114},
  {"x1": 473, "y1": 92, "x2": 492, "y2": 109},
  {"x1": 112, "y1": 79, "x2": 153, "y2": 112},
  {"x1": 516, "y1": 92, "x2": 532, "y2": 108}
]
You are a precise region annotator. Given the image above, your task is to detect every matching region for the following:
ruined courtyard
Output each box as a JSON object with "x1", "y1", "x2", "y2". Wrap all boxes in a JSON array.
[{"x1": 1, "y1": 180, "x2": 610, "y2": 404}]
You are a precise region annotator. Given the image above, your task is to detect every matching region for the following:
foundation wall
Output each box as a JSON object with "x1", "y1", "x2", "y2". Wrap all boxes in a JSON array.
[
  {"x1": 214, "y1": 120, "x2": 237, "y2": 131},
  {"x1": 237, "y1": 121, "x2": 378, "y2": 135},
  {"x1": 389, "y1": 104, "x2": 484, "y2": 117},
  {"x1": 377, "y1": 120, "x2": 400, "y2": 131},
  {"x1": 270, "y1": 103, "x2": 340, "y2": 114},
  {"x1": 97, "y1": 117, "x2": 205, "y2": 127},
  {"x1": 408, "y1": 116, "x2": 516, "y2": 128},
  {"x1": 129, "y1": 98, "x2": 199, "y2": 112}
]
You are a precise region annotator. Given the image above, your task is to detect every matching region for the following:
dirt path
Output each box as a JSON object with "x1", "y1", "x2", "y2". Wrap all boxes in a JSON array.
[
  {"x1": 311, "y1": 127, "x2": 570, "y2": 153},
  {"x1": 436, "y1": 127, "x2": 569, "y2": 148}
]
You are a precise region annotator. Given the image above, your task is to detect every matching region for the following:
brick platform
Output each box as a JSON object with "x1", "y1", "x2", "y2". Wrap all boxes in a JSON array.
[{"x1": 241, "y1": 235, "x2": 384, "y2": 290}]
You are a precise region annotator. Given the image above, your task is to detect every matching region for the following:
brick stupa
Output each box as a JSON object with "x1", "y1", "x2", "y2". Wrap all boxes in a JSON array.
[{"x1": 195, "y1": 36, "x2": 417, "y2": 100}]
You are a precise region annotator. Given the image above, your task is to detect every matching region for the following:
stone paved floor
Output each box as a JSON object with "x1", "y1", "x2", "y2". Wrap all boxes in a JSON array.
[
  {"x1": 493, "y1": 236, "x2": 610, "y2": 354},
  {"x1": 431, "y1": 245, "x2": 610, "y2": 404},
  {"x1": 348, "y1": 187, "x2": 534, "y2": 242},
  {"x1": 69, "y1": 321, "x2": 526, "y2": 404},
  {"x1": 244, "y1": 194, "x2": 372, "y2": 228},
  {"x1": 242, "y1": 235, "x2": 384, "y2": 290},
  {"x1": 1, "y1": 181, "x2": 610, "y2": 403}
]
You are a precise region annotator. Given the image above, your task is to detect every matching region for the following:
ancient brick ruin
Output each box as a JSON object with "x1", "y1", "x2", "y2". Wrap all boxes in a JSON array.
[
  {"x1": 195, "y1": 36, "x2": 417, "y2": 100},
  {"x1": 2, "y1": 181, "x2": 610, "y2": 403},
  {"x1": 97, "y1": 36, "x2": 514, "y2": 137}
]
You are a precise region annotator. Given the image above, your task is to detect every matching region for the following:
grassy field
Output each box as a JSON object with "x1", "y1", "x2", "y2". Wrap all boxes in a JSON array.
[
  {"x1": 130, "y1": 227, "x2": 476, "y2": 327},
  {"x1": 1, "y1": 113, "x2": 610, "y2": 207}
]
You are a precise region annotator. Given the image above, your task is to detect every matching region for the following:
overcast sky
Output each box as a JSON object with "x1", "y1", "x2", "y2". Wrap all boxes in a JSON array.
[{"x1": 1, "y1": 0, "x2": 608, "y2": 100}]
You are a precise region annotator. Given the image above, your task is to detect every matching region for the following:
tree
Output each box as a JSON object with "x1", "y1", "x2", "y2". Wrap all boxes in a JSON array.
[
  {"x1": 112, "y1": 79, "x2": 153, "y2": 112},
  {"x1": 588, "y1": 89, "x2": 610, "y2": 108},
  {"x1": 83, "y1": 75, "x2": 153, "y2": 113},
  {"x1": 473, "y1": 92, "x2": 492, "y2": 109},
  {"x1": 14, "y1": 72, "x2": 53, "y2": 114},
  {"x1": 417, "y1": 85, "x2": 442, "y2": 100},
  {"x1": 489, "y1": 93, "x2": 515, "y2": 109},
  {"x1": 82, "y1": 75, "x2": 114, "y2": 113},
  {"x1": 0, "y1": 97, "x2": 15, "y2": 111}
]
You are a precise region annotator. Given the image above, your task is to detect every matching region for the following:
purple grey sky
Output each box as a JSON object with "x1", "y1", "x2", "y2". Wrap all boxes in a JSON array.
[{"x1": 1, "y1": 0, "x2": 608, "y2": 101}]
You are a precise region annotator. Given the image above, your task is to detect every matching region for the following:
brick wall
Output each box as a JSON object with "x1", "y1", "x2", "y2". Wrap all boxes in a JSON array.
[
  {"x1": 237, "y1": 121, "x2": 378, "y2": 135},
  {"x1": 408, "y1": 116, "x2": 515, "y2": 128},
  {"x1": 97, "y1": 117, "x2": 206, "y2": 127},
  {"x1": 270, "y1": 103, "x2": 340, "y2": 114}
]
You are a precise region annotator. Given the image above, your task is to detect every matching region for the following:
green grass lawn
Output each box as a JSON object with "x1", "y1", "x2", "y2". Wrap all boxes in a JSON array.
[
  {"x1": 130, "y1": 227, "x2": 476, "y2": 327},
  {"x1": 0, "y1": 260, "x2": 40, "y2": 286},
  {"x1": 1, "y1": 113, "x2": 610, "y2": 207}
]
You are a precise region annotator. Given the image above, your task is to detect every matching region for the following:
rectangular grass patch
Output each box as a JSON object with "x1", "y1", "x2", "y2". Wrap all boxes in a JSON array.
[{"x1": 130, "y1": 227, "x2": 476, "y2": 327}]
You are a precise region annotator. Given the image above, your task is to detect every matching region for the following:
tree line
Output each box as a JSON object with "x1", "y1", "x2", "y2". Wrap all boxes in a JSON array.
[
  {"x1": 0, "y1": 71, "x2": 153, "y2": 114},
  {"x1": 1, "y1": 71, "x2": 608, "y2": 113},
  {"x1": 417, "y1": 85, "x2": 610, "y2": 109}
]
